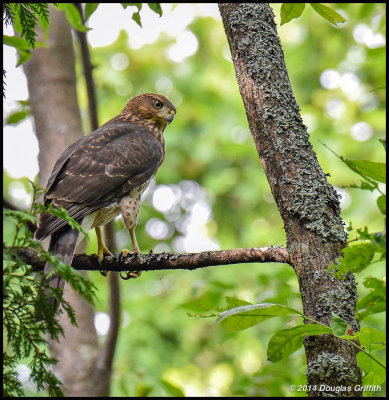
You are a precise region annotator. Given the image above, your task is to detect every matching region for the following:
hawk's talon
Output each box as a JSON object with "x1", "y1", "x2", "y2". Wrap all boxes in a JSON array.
[
  {"x1": 98, "y1": 251, "x2": 113, "y2": 277},
  {"x1": 120, "y1": 271, "x2": 132, "y2": 280},
  {"x1": 96, "y1": 256, "x2": 109, "y2": 277},
  {"x1": 120, "y1": 270, "x2": 142, "y2": 280},
  {"x1": 118, "y1": 248, "x2": 132, "y2": 263}
]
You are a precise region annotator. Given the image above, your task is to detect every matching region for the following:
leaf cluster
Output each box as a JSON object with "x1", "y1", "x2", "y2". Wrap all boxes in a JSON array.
[
  {"x1": 3, "y1": 183, "x2": 97, "y2": 396},
  {"x1": 211, "y1": 297, "x2": 386, "y2": 386},
  {"x1": 3, "y1": 3, "x2": 163, "y2": 92},
  {"x1": 207, "y1": 138, "x2": 386, "y2": 388},
  {"x1": 323, "y1": 140, "x2": 386, "y2": 325},
  {"x1": 3, "y1": 3, "x2": 49, "y2": 48},
  {"x1": 280, "y1": 3, "x2": 346, "y2": 27}
]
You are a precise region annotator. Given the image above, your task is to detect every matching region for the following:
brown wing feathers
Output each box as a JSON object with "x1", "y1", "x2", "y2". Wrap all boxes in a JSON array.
[{"x1": 35, "y1": 123, "x2": 163, "y2": 240}]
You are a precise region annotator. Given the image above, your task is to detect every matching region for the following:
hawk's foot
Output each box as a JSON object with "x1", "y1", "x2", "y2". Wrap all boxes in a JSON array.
[
  {"x1": 118, "y1": 248, "x2": 143, "y2": 280},
  {"x1": 118, "y1": 248, "x2": 132, "y2": 262}
]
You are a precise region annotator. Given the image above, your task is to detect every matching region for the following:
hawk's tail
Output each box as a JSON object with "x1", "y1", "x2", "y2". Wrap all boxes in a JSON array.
[{"x1": 43, "y1": 225, "x2": 79, "y2": 311}]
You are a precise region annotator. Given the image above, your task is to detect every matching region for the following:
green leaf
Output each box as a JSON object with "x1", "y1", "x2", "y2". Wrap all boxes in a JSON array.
[
  {"x1": 339, "y1": 243, "x2": 377, "y2": 273},
  {"x1": 132, "y1": 11, "x2": 142, "y2": 27},
  {"x1": 217, "y1": 303, "x2": 302, "y2": 333},
  {"x1": 379, "y1": 137, "x2": 386, "y2": 150},
  {"x1": 120, "y1": 3, "x2": 144, "y2": 26},
  {"x1": 377, "y1": 195, "x2": 386, "y2": 215},
  {"x1": 62, "y1": 3, "x2": 90, "y2": 32},
  {"x1": 3, "y1": 34, "x2": 30, "y2": 50},
  {"x1": 16, "y1": 49, "x2": 32, "y2": 66},
  {"x1": 3, "y1": 34, "x2": 32, "y2": 66},
  {"x1": 370, "y1": 231, "x2": 386, "y2": 250},
  {"x1": 267, "y1": 324, "x2": 332, "y2": 362},
  {"x1": 147, "y1": 3, "x2": 163, "y2": 17},
  {"x1": 362, "y1": 370, "x2": 386, "y2": 387},
  {"x1": 135, "y1": 382, "x2": 153, "y2": 397},
  {"x1": 357, "y1": 352, "x2": 386, "y2": 385},
  {"x1": 309, "y1": 3, "x2": 346, "y2": 26},
  {"x1": 161, "y1": 380, "x2": 185, "y2": 397},
  {"x1": 320, "y1": 143, "x2": 385, "y2": 185},
  {"x1": 330, "y1": 314, "x2": 348, "y2": 337},
  {"x1": 363, "y1": 277, "x2": 386, "y2": 298},
  {"x1": 280, "y1": 3, "x2": 305, "y2": 26},
  {"x1": 4, "y1": 209, "x2": 37, "y2": 225},
  {"x1": 348, "y1": 160, "x2": 386, "y2": 183},
  {"x1": 84, "y1": 3, "x2": 99, "y2": 21},
  {"x1": 358, "y1": 327, "x2": 386, "y2": 351}
]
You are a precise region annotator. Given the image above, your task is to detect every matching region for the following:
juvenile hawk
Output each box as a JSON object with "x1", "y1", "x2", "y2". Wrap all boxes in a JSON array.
[{"x1": 35, "y1": 93, "x2": 176, "y2": 305}]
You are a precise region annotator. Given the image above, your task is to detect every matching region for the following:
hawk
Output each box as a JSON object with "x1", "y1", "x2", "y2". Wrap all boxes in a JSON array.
[{"x1": 35, "y1": 93, "x2": 176, "y2": 306}]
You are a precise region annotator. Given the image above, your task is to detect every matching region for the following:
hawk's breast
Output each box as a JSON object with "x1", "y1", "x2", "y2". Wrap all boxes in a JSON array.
[{"x1": 119, "y1": 178, "x2": 152, "y2": 231}]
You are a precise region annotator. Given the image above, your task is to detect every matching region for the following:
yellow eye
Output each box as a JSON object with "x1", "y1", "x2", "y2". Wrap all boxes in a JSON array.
[{"x1": 154, "y1": 100, "x2": 163, "y2": 109}]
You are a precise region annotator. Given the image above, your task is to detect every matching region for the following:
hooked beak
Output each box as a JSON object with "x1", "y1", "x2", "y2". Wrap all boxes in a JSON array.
[{"x1": 165, "y1": 110, "x2": 176, "y2": 124}]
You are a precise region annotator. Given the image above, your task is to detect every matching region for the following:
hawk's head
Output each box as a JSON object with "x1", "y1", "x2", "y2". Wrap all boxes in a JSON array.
[{"x1": 121, "y1": 93, "x2": 176, "y2": 133}]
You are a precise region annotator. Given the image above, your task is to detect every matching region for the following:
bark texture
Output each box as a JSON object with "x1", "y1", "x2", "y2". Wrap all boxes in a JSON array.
[
  {"x1": 219, "y1": 3, "x2": 361, "y2": 396},
  {"x1": 23, "y1": 7, "x2": 114, "y2": 396}
]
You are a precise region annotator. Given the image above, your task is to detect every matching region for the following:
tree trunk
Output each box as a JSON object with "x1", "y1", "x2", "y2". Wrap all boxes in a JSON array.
[
  {"x1": 23, "y1": 7, "x2": 114, "y2": 396},
  {"x1": 219, "y1": 3, "x2": 362, "y2": 397}
]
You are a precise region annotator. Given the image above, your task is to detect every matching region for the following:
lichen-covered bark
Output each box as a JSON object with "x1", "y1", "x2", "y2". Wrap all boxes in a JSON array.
[{"x1": 219, "y1": 3, "x2": 361, "y2": 396}]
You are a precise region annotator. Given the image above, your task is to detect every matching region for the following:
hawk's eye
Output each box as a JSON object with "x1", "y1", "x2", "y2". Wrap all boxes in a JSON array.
[{"x1": 154, "y1": 100, "x2": 163, "y2": 109}]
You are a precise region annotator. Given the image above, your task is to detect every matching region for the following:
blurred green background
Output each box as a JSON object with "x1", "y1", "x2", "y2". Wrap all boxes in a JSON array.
[{"x1": 3, "y1": 3, "x2": 386, "y2": 397}]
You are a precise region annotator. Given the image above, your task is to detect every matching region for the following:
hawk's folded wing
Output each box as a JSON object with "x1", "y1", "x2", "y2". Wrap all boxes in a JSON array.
[{"x1": 35, "y1": 122, "x2": 163, "y2": 240}]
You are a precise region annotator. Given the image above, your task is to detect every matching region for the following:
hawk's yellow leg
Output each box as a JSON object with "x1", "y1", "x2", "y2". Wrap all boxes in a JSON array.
[
  {"x1": 96, "y1": 226, "x2": 113, "y2": 277},
  {"x1": 119, "y1": 228, "x2": 143, "y2": 280}
]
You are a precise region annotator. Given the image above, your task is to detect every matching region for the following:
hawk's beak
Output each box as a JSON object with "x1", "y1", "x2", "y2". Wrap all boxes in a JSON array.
[{"x1": 166, "y1": 110, "x2": 175, "y2": 124}]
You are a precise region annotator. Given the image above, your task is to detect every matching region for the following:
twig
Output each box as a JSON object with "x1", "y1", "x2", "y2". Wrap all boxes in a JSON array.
[{"x1": 346, "y1": 236, "x2": 360, "y2": 245}]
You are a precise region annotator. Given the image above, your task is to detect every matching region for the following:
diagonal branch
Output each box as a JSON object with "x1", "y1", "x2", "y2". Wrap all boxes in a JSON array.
[{"x1": 18, "y1": 246, "x2": 291, "y2": 272}]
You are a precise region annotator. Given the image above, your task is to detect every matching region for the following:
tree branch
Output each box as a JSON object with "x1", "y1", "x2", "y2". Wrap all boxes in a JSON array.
[
  {"x1": 73, "y1": 3, "x2": 99, "y2": 131},
  {"x1": 18, "y1": 246, "x2": 290, "y2": 272}
]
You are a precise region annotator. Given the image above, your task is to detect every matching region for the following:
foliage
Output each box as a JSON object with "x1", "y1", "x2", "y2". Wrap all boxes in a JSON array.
[
  {"x1": 3, "y1": 2, "x2": 386, "y2": 397},
  {"x1": 281, "y1": 3, "x2": 346, "y2": 26},
  {"x1": 209, "y1": 138, "x2": 387, "y2": 390},
  {"x1": 3, "y1": 183, "x2": 97, "y2": 396},
  {"x1": 2, "y1": 3, "x2": 163, "y2": 89},
  {"x1": 213, "y1": 298, "x2": 385, "y2": 383},
  {"x1": 3, "y1": 3, "x2": 49, "y2": 48},
  {"x1": 209, "y1": 139, "x2": 386, "y2": 390},
  {"x1": 325, "y1": 138, "x2": 386, "y2": 388}
]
